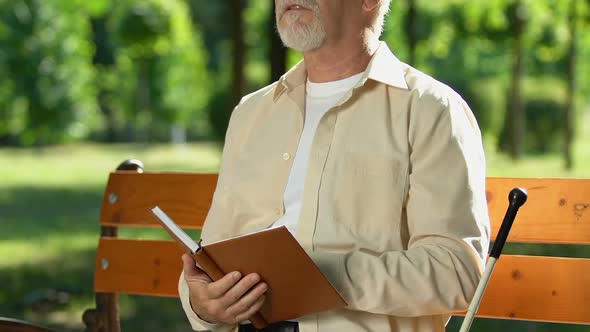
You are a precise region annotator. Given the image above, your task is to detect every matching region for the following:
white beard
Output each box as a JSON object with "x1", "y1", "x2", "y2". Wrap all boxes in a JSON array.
[{"x1": 275, "y1": 1, "x2": 326, "y2": 52}]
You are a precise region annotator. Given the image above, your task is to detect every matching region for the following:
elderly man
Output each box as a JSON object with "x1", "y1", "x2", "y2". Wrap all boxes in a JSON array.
[{"x1": 179, "y1": 0, "x2": 490, "y2": 331}]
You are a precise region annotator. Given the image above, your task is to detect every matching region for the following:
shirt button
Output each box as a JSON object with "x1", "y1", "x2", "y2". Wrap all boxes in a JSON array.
[
  {"x1": 274, "y1": 208, "x2": 282, "y2": 216},
  {"x1": 282, "y1": 153, "x2": 291, "y2": 161}
]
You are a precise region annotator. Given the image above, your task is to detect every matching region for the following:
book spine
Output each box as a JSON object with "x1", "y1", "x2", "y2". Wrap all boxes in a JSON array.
[
  {"x1": 193, "y1": 248, "x2": 269, "y2": 329},
  {"x1": 193, "y1": 248, "x2": 224, "y2": 280}
]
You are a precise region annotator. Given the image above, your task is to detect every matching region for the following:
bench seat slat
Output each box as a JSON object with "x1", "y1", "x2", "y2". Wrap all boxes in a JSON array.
[
  {"x1": 99, "y1": 172, "x2": 218, "y2": 229},
  {"x1": 486, "y1": 178, "x2": 590, "y2": 245},
  {"x1": 99, "y1": 174, "x2": 590, "y2": 245},
  {"x1": 95, "y1": 239, "x2": 182, "y2": 297},
  {"x1": 95, "y1": 239, "x2": 590, "y2": 324},
  {"x1": 473, "y1": 254, "x2": 590, "y2": 325}
]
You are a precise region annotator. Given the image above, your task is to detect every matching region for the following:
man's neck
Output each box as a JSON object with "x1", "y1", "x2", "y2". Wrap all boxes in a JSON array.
[{"x1": 303, "y1": 36, "x2": 379, "y2": 83}]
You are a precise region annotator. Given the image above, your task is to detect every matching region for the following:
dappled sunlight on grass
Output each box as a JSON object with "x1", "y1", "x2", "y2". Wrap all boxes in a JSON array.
[
  {"x1": 0, "y1": 142, "x2": 223, "y2": 331},
  {"x1": 484, "y1": 119, "x2": 590, "y2": 178},
  {"x1": 0, "y1": 247, "x2": 96, "y2": 331},
  {"x1": 486, "y1": 151, "x2": 590, "y2": 178},
  {"x1": 0, "y1": 233, "x2": 98, "y2": 268},
  {"x1": 0, "y1": 142, "x2": 222, "y2": 187}
]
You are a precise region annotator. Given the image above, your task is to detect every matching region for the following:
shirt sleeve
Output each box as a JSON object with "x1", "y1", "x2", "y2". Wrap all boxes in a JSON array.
[
  {"x1": 177, "y1": 101, "x2": 245, "y2": 331},
  {"x1": 310, "y1": 89, "x2": 491, "y2": 317}
]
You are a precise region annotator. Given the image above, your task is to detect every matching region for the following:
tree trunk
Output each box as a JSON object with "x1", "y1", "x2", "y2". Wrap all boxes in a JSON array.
[
  {"x1": 269, "y1": 2, "x2": 287, "y2": 83},
  {"x1": 508, "y1": 0, "x2": 526, "y2": 160},
  {"x1": 134, "y1": 58, "x2": 152, "y2": 142},
  {"x1": 564, "y1": 0, "x2": 577, "y2": 170},
  {"x1": 91, "y1": 16, "x2": 118, "y2": 142},
  {"x1": 97, "y1": 89, "x2": 118, "y2": 142},
  {"x1": 230, "y1": 0, "x2": 246, "y2": 108},
  {"x1": 404, "y1": 0, "x2": 417, "y2": 66}
]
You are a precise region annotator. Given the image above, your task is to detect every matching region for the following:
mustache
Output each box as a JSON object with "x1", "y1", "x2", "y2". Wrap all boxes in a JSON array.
[{"x1": 276, "y1": 0, "x2": 321, "y2": 17}]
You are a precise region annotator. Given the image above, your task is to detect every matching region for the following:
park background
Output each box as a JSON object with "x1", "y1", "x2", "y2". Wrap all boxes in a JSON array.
[{"x1": 0, "y1": 0, "x2": 589, "y2": 331}]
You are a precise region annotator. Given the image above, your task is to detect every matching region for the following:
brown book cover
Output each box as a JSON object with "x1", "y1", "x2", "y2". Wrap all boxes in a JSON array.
[{"x1": 151, "y1": 206, "x2": 347, "y2": 329}]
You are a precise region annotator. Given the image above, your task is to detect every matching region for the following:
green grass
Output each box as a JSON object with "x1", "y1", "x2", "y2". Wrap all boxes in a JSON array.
[
  {"x1": 1, "y1": 122, "x2": 589, "y2": 332},
  {"x1": 482, "y1": 113, "x2": 590, "y2": 178},
  {"x1": 0, "y1": 143, "x2": 222, "y2": 331}
]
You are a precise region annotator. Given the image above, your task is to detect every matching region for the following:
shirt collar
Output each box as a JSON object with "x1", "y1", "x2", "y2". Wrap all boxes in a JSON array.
[
  {"x1": 273, "y1": 59, "x2": 307, "y2": 101},
  {"x1": 273, "y1": 41, "x2": 409, "y2": 102},
  {"x1": 361, "y1": 41, "x2": 409, "y2": 90}
]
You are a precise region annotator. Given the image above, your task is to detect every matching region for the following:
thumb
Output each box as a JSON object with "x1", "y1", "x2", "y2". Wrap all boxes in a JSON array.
[{"x1": 182, "y1": 253, "x2": 212, "y2": 283}]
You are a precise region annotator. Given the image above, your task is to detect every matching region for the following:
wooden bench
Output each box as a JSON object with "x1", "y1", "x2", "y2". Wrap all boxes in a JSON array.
[
  {"x1": 82, "y1": 160, "x2": 590, "y2": 331},
  {"x1": 2, "y1": 160, "x2": 589, "y2": 331}
]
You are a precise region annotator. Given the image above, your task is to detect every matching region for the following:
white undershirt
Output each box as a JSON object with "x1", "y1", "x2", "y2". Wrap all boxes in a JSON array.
[{"x1": 272, "y1": 73, "x2": 363, "y2": 235}]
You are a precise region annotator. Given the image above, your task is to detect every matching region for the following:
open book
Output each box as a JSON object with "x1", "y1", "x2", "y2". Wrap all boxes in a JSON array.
[{"x1": 151, "y1": 206, "x2": 346, "y2": 329}]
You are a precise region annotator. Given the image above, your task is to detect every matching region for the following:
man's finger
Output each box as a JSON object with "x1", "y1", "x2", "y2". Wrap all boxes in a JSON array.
[
  {"x1": 182, "y1": 254, "x2": 211, "y2": 283},
  {"x1": 206, "y1": 270, "x2": 243, "y2": 298},
  {"x1": 233, "y1": 294, "x2": 267, "y2": 324},
  {"x1": 225, "y1": 281, "x2": 268, "y2": 318},
  {"x1": 219, "y1": 273, "x2": 262, "y2": 307}
]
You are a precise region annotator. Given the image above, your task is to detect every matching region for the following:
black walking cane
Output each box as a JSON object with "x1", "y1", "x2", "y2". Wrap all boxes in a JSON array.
[{"x1": 459, "y1": 188, "x2": 528, "y2": 332}]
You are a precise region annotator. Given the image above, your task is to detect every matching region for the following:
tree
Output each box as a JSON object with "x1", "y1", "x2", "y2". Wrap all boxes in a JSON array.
[
  {"x1": 445, "y1": 0, "x2": 563, "y2": 159},
  {"x1": 111, "y1": 0, "x2": 210, "y2": 142},
  {"x1": 157, "y1": 0, "x2": 210, "y2": 142},
  {"x1": 269, "y1": 2, "x2": 287, "y2": 83},
  {"x1": 507, "y1": 0, "x2": 526, "y2": 160},
  {"x1": 116, "y1": 0, "x2": 170, "y2": 141},
  {"x1": 404, "y1": 0, "x2": 418, "y2": 66},
  {"x1": 0, "y1": 0, "x2": 99, "y2": 146},
  {"x1": 563, "y1": 0, "x2": 585, "y2": 170},
  {"x1": 230, "y1": 0, "x2": 245, "y2": 108},
  {"x1": 91, "y1": 11, "x2": 118, "y2": 142}
]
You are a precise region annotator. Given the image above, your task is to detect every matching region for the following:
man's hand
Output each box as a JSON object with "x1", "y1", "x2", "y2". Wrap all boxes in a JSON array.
[{"x1": 181, "y1": 253, "x2": 268, "y2": 325}]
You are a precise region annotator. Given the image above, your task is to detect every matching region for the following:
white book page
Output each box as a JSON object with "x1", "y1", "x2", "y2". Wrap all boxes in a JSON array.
[{"x1": 151, "y1": 206, "x2": 199, "y2": 253}]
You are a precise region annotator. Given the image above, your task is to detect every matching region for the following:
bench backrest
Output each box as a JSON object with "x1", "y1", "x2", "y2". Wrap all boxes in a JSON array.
[{"x1": 91, "y1": 171, "x2": 590, "y2": 326}]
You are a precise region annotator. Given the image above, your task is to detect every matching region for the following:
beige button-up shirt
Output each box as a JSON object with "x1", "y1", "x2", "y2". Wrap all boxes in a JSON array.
[{"x1": 179, "y1": 42, "x2": 490, "y2": 332}]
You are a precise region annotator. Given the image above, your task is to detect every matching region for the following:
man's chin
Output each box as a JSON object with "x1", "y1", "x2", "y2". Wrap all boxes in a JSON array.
[
  {"x1": 277, "y1": 23, "x2": 326, "y2": 53},
  {"x1": 281, "y1": 40, "x2": 324, "y2": 53}
]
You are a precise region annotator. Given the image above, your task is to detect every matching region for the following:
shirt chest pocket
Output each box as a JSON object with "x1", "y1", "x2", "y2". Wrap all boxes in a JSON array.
[{"x1": 320, "y1": 152, "x2": 408, "y2": 245}]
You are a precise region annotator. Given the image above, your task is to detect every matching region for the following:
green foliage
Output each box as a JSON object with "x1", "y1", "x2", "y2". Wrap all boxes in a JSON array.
[
  {"x1": 458, "y1": 78, "x2": 507, "y2": 137},
  {"x1": 244, "y1": 0, "x2": 272, "y2": 88},
  {"x1": 382, "y1": 0, "x2": 590, "y2": 156},
  {"x1": 185, "y1": 1, "x2": 231, "y2": 72},
  {"x1": 207, "y1": 84, "x2": 233, "y2": 142},
  {"x1": 0, "y1": 0, "x2": 99, "y2": 145},
  {"x1": 383, "y1": 0, "x2": 410, "y2": 61},
  {"x1": 498, "y1": 77, "x2": 568, "y2": 154},
  {"x1": 106, "y1": 0, "x2": 211, "y2": 141},
  {"x1": 157, "y1": 0, "x2": 210, "y2": 127},
  {"x1": 523, "y1": 98, "x2": 564, "y2": 152},
  {"x1": 1, "y1": 0, "x2": 587, "y2": 148},
  {"x1": 0, "y1": 0, "x2": 211, "y2": 145},
  {"x1": 118, "y1": 2, "x2": 170, "y2": 51}
]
